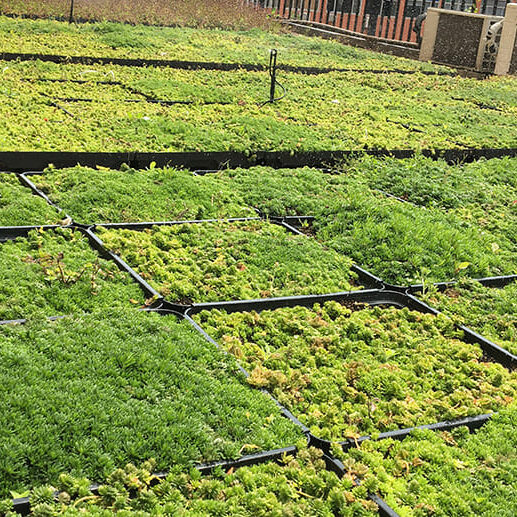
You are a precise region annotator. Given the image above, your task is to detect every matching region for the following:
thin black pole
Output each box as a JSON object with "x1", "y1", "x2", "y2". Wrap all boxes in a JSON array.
[
  {"x1": 269, "y1": 49, "x2": 278, "y2": 102},
  {"x1": 69, "y1": 0, "x2": 75, "y2": 23}
]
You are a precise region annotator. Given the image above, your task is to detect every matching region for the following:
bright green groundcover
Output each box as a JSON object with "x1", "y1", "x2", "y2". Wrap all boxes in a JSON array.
[
  {"x1": 344, "y1": 406, "x2": 517, "y2": 517},
  {"x1": 33, "y1": 165, "x2": 254, "y2": 224},
  {"x1": 0, "y1": 173, "x2": 60, "y2": 226},
  {"x1": 0, "y1": 227, "x2": 145, "y2": 321},
  {"x1": 34, "y1": 162, "x2": 517, "y2": 286},
  {"x1": 0, "y1": 310, "x2": 301, "y2": 497},
  {"x1": 195, "y1": 301, "x2": 517, "y2": 440},
  {"x1": 0, "y1": 59, "x2": 516, "y2": 151},
  {"x1": 419, "y1": 280, "x2": 517, "y2": 356},
  {"x1": 98, "y1": 220, "x2": 360, "y2": 303},
  {"x1": 0, "y1": 448, "x2": 379, "y2": 516},
  {"x1": 0, "y1": 15, "x2": 445, "y2": 71}
]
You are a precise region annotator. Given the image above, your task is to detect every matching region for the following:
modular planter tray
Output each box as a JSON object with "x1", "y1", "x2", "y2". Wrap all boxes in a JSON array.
[
  {"x1": 2, "y1": 148, "x2": 517, "y2": 173},
  {"x1": 184, "y1": 288, "x2": 515, "y2": 449},
  {"x1": 91, "y1": 217, "x2": 384, "y2": 308},
  {"x1": 310, "y1": 413, "x2": 495, "y2": 455},
  {"x1": 93, "y1": 217, "x2": 262, "y2": 231},
  {"x1": 0, "y1": 223, "x2": 162, "y2": 306},
  {"x1": 0, "y1": 50, "x2": 454, "y2": 77},
  {"x1": 0, "y1": 224, "x2": 65, "y2": 242},
  {"x1": 83, "y1": 227, "x2": 162, "y2": 302},
  {"x1": 52, "y1": 96, "x2": 233, "y2": 106},
  {"x1": 9, "y1": 445, "x2": 398, "y2": 517},
  {"x1": 17, "y1": 173, "x2": 68, "y2": 218},
  {"x1": 406, "y1": 276, "x2": 517, "y2": 361},
  {"x1": 407, "y1": 274, "x2": 517, "y2": 294}
]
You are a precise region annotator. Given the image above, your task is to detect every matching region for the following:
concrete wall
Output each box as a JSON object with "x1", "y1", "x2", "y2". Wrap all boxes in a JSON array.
[
  {"x1": 420, "y1": 8, "x2": 502, "y2": 72},
  {"x1": 421, "y1": 5, "x2": 517, "y2": 75},
  {"x1": 495, "y1": 3, "x2": 517, "y2": 75}
]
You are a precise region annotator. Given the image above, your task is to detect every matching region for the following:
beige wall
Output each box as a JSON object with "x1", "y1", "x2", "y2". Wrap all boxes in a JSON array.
[{"x1": 495, "y1": 3, "x2": 517, "y2": 75}]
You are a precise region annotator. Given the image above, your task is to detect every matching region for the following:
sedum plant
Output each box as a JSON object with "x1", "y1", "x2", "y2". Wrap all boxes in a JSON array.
[
  {"x1": 0, "y1": 311, "x2": 301, "y2": 497},
  {"x1": 195, "y1": 301, "x2": 517, "y2": 440},
  {"x1": 0, "y1": 228, "x2": 145, "y2": 321},
  {"x1": 99, "y1": 221, "x2": 359, "y2": 303}
]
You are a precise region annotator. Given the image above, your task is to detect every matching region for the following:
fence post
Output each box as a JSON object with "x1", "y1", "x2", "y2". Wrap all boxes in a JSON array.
[
  {"x1": 321, "y1": 0, "x2": 329, "y2": 23},
  {"x1": 395, "y1": 0, "x2": 408, "y2": 40},
  {"x1": 494, "y1": 2, "x2": 517, "y2": 75}
]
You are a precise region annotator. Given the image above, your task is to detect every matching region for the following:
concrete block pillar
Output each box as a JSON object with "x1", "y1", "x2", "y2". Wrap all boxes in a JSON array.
[
  {"x1": 419, "y1": 8, "x2": 440, "y2": 62},
  {"x1": 495, "y1": 3, "x2": 517, "y2": 75}
]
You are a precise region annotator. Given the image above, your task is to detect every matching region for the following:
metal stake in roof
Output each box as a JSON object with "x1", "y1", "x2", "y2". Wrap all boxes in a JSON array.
[{"x1": 259, "y1": 49, "x2": 286, "y2": 107}]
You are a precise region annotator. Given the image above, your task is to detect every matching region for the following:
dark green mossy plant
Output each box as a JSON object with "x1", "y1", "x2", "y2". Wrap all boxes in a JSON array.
[
  {"x1": 99, "y1": 221, "x2": 359, "y2": 303},
  {"x1": 0, "y1": 228, "x2": 145, "y2": 321},
  {"x1": 195, "y1": 301, "x2": 517, "y2": 440},
  {"x1": 339, "y1": 156, "x2": 517, "y2": 210},
  {"x1": 0, "y1": 311, "x2": 301, "y2": 497},
  {"x1": 34, "y1": 165, "x2": 253, "y2": 224},
  {"x1": 221, "y1": 166, "x2": 350, "y2": 217},
  {"x1": 338, "y1": 156, "x2": 517, "y2": 254},
  {"x1": 316, "y1": 189, "x2": 515, "y2": 285},
  {"x1": 0, "y1": 174, "x2": 60, "y2": 226},
  {"x1": 420, "y1": 280, "x2": 517, "y2": 355},
  {"x1": 345, "y1": 407, "x2": 517, "y2": 516}
]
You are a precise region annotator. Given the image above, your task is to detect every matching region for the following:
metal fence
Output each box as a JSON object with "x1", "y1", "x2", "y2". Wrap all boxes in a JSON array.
[{"x1": 247, "y1": 0, "x2": 511, "y2": 43}]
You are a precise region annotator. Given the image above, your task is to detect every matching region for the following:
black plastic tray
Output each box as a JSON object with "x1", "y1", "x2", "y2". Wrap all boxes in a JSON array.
[
  {"x1": 185, "y1": 289, "x2": 514, "y2": 449},
  {"x1": 0, "y1": 223, "x2": 162, "y2": 305},
  {"x1": 18, "y1": 173, "x2": 70, "y2": 218},
  {"x1": 407, "y1": 274, "x2": 517, "y2": 294},
  {"x1": 52, "y1": 96, "x2": 233, "y2": 106},
  {"x1": 9, "y1": 443, "x2": 397, "y2": 517},
  {"x1": 83, "y1": 227, "x2": 162, "y2": 302},
  {"x1": 93, "y1": 216, "x2": 261, "y2": 231},
  {"x1": 2, "y1": 148, "x2": 517, "y2": 172},
  {"x1": 0, "y1": 224, "x2": 66, "y2": 242},
  {"x1": 182, "y1": 288, "x2": 409, "y2": 316},
  {"x1": 0, "y1": 50, "x2": 452, "y2": 78},
  {"x1": 310, "y1": 413, "x2": 494, "y2": 454}
]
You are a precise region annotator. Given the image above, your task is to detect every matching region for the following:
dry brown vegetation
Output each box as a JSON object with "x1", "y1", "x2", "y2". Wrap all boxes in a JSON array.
[{"x1": 0, "y1": 0, "x2": 278, "y2": 30}]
